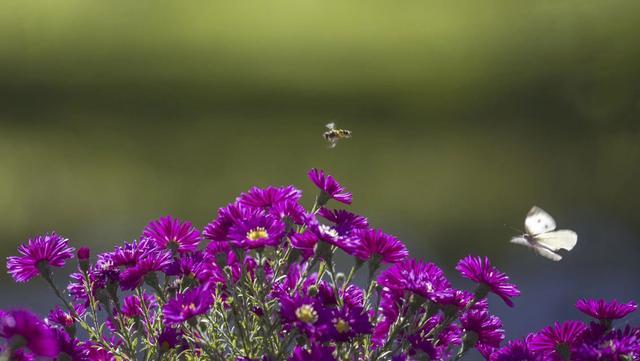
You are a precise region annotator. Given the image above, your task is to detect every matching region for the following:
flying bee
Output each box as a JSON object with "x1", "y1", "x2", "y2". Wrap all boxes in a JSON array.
[{"x1": 323, "y1": 122, "x2": 352, "y2": 148}]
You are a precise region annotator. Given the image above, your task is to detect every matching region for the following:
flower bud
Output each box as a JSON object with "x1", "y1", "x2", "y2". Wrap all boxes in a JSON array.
[
  {"x1": 307, "y1": 285, "x2": 319, "y2": 297},
  {"x1": 77, "y1": 247, "x2": 90, "y2": 273}
]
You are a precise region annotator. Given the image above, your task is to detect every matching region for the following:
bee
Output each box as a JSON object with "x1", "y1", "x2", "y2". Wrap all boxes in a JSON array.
[{"x1": 323, "y1": 122, "x2": 352, "y2": 148}]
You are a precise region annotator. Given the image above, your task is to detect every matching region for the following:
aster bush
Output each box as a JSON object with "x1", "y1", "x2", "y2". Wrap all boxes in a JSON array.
[{"x1": 1, "y1": 168, "x2": 638, "y2": 360}]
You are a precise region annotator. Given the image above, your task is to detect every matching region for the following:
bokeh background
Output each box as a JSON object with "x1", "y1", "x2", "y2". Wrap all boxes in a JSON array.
[{"x1": 1, "y1": 1, "x2": 640, "y2": 358}]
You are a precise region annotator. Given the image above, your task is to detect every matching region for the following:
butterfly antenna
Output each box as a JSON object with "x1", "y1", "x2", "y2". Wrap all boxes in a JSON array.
[{"x1": 503, "y1": 224, "x2": 523, "y2": 234}]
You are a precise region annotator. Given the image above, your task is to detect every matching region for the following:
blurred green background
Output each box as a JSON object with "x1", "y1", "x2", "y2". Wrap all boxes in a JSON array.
[{"x1": 1, "y1": 0, "x2": 639, "y2": 354}]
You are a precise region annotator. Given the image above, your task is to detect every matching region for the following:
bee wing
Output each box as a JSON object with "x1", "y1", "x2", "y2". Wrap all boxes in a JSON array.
[
  {"x1": 326, "y1": 122, "x2": 336, "y2": 130},
  {"x1": 533, "y1": 230, "x2": 577, "y2": 251},
  {"x1": 525, "y1": 206, "x2": 557, "y2": 236}
]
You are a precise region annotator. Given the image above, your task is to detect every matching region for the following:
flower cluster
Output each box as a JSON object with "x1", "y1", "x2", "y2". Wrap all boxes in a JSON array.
[{"x1": 1, "y1": 168, "x2": 635, "y2": 360}]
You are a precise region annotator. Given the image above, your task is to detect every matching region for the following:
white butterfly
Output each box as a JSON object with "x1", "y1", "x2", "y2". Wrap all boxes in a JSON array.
[{"x1": 510, "y1": 206, "x2": 578, "y2": 261}]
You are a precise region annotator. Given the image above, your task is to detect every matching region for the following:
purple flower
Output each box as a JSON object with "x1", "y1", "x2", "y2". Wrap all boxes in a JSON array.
[
  {"x1": 203, "y1": 202, "x2": 246, "y2": 244},
  {"x1": 271, "y1": 199, "x2": 308, "y2": 225},
  {"x1": 84, "y1": 345, "x2": 116, "y2": 361},
  {"x1": 491, "y1": 339, "x2": 543, "y2": 361},
  {"x1": 574, "y1": 325, "x2": 640, "y2": 360},
  {"x1": 54, "y1": 328, "x2": 84, "y2": 361},
  {"x1": 143, "y1": 215, "x2": 201, "y2": 253},
  {"x1": 290, "y1": 231, "x2": 318, "y2": 260},
  {"x1": 165, "y1": 252, "x2": 225, "y2": 285},
  {"x1": 228, "y1": 209, "x2": 285, "y2": 249},
  {"x1": 279, "y1": 294, "x2": 329, "y2": 337},
  {"x1": 377, "y1": 258, "x2": 451, "y2": 302},
  {"x1": 289, "y1": 344, "x2": 336, "y2": 361},
  {"x1": 372, "y1": 293, "x2": 400, "y2": 346},
  {"x1": 238, "y1": 185, "x2": 302, "y2": 209},
  {"x1": 121, "y1": 293, "x2": 157, "y2": 318},
  {"x1": 317, "y1": 208, "x2": 368, "y2": 235},
  {"x1": 460, "y1": 309, "x2": 505, "y2": 349},
  {"x1": 9, "y1": 349, "x2": 35, "y2": 361},
  {"x1": 0, "y1": 309, "x2": 59, "y2": 357},
  {"x1": 157, "y1": 327, "x2": 183, "y2": 353},
  {"x1": 409, "y1": 313, "x2": 462, "y2": 360},
  {"x1": 47, "y1": 304, "x2": 85, "y2": 329},
  {"x1": 163, "y1": 286, "x2": 213, "y2": 325},
  {"x1": 98, "y1": 239, "x2": 155, "y2": 269},
  {"x1": 308, "y1": 168, "x2": 352, "y2": 205},
  {"x1": 324, "y1": 305, "x2": 372, "y2": 342},
  {"x1": 575, "y1": 299, "x2": 637, "y2": 321},
  {"x1": 7, "y1": 233, "x2": 75, "y2": 283},
  {"x1": 456, "y1": 255, "x2": 520, "y2": 307},
  {"x1": 345, "y1": 228, "x2": 408, "y2": 264},
  {"x1": 119, "y1": 250, "x2": 172, "y2": 290},
  {"x1": 528, "y1": 321, "x2": 588, "y2": 361}
]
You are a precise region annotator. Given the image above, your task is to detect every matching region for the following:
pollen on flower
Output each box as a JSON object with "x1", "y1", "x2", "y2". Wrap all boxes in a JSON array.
[
  {"x1": 246, "y1": 227, "x2": 269, "y2": 241},
  {"x1": 295, "y1": 304, "x2": 318, "y2": 324},
  {"x1": 334, "y1": 318, "x2": 351, "y2": 333}
]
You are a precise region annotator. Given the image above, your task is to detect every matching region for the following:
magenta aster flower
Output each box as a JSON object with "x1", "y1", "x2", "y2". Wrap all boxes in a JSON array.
[
  {"x1": 460, "y1": 309, "x2": 505, "y2": 349},
  {"x1": 142, "y1": 215, "x2": 201, "y2": 253},
  {"x1": 289, "y1": 344, "x2": 336, "y2": 361},
  {"x1": 83, "y1": 345, "x2": 116, "y2": 361},
  {"x1": 98, "y1": 239, "x2": 155, "y2": 269},
  {"x1": 491, "y1": 339, "x2": 543, "y2": 361},
  {"x1": 271, "y1": 199, "x2": 309, "y2": 225},
  {"x1": 575, "y1": 299, "x2": 637, "y2": 321},
  {"x1": 278, "y1": 294, "x2": 329, "y2": 337},
  {"x1": 157, "y1": 327, "x2": 183, "y2": 353},
  {"x1": 307, "y1": 168, "x2": 352, "y2": 205},
  {"x1": 119, "y1": 250, "x2": 172, "y2": 290},
  {"x1": 290, "y1": 231, "x2": 318, "y2": 260},
  {"x1": 162, "y1": 286, "x2": 213, "y2": 325},
  {"x1": 377, "y1": 258, "x2": 452, "y2": 302},
  {"x1": 9, "y1": 349, "x2": 34, "y2": 361},
  {"x1": 228, "y1": 209, "x2": 285, "y2": 249},
  {"x1": 456, "y1": 255, "x2": 520, "y2": 307},
  {"x1": 121, "y1": 293, "x2": 157, "y2": 318},
  {"x1": 46, "y1": 304, "x2": 85, "y2": 329},
  {"x1": 238, "y1": 185, "x2": 302, "y2": 209},
  {"x1": 317, "y1": 208, "x2": 368, "y2": 235},
  {"x1": 165, "y1": 252, "x2": 225, "y2": 285},
  {"x1": 324, "y1": 304, "x2": 372, "y2": 342},
  {"x1": 575, "y1": 325, "x2": 640, "y2": 360},
  {"x1": 528, "y1": 321, "x2": 588, "y2": 360},
  {"x1": 0, "y1": 309, "x2": 59, "y2": 357},
  {"x1": 409, "y1": 313, "x2": 462, "y2": 360},
  {"x1": 203, "y1": 202, "x2": 247, "y2": 243},
  {"x1": 345, "y1": 228, "x2": 408, "y2": 264},
  {"x1": 7, "y1": 233, "x2": 75, "y2": 283},
  {"x1": 54, "y1": 328, "x2": 84, "y2": 361}
]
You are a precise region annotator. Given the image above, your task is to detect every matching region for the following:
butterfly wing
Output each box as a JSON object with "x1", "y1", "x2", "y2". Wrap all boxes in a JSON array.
[
  {"x1": 510, "y1": 236, "x2": 562, "y2": 261},
  {"x1": 525, "y1": 206, "x2": 557, "y2": 236},
  {"x1": 533, "y1": 230, "x2": 577, "y2": 251},
  {"x1": 531, "y1": 245, "x2": 563, "y2": 261},
  {"x1": 510, "y1": 236, "x2": 530, "y2": 247}
]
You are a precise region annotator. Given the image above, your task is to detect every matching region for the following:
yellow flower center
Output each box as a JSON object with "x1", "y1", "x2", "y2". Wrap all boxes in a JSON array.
[
  {"x1": 334, "y1": 318, "x2": 351, "y2": 333},
  {"x1": 295, "y1": 304, "x2": 318, "y2": 324},
  {"x1": 160, "y1": 340, "x2": 171, "y2": 352},
  {"x1": 246, "y1": 227, "x2": 269, "y2": 241},
  {"x1": 182, "y1": 303, "x2": 197, "y2": 312}
]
